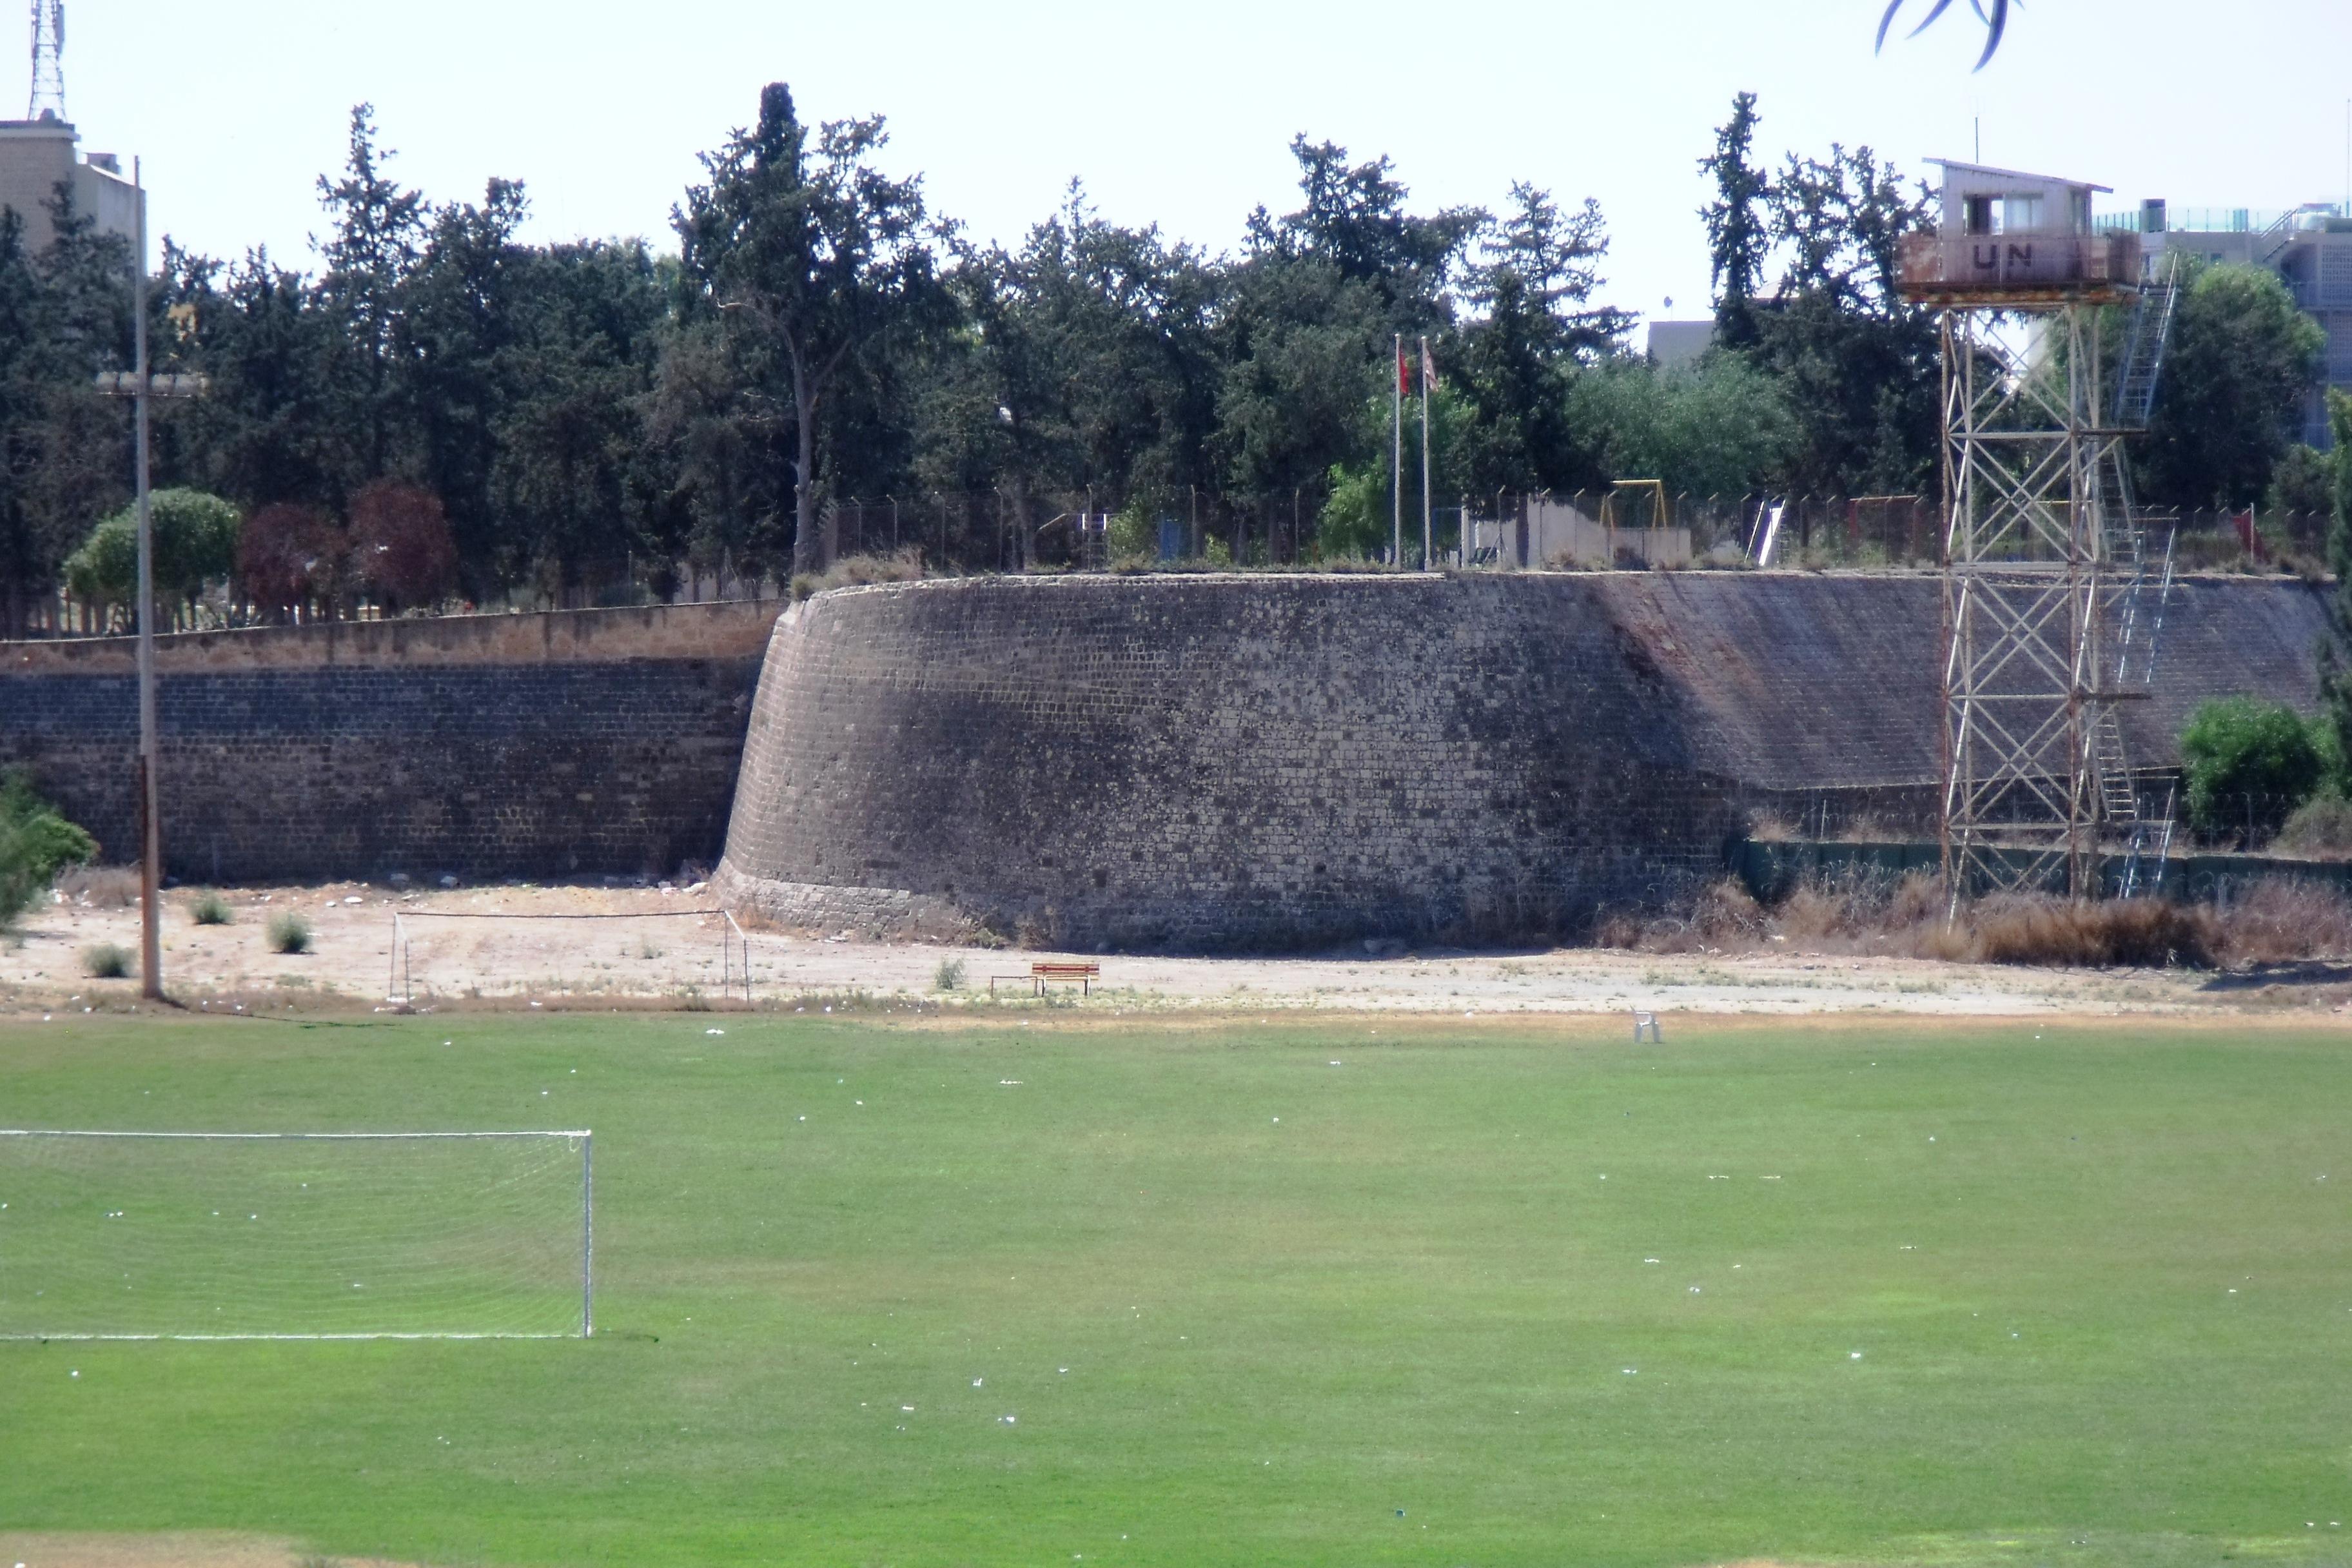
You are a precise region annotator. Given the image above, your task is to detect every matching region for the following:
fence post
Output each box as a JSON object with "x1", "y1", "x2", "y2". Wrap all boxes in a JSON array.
[{"x1": 581, "y1": 1132, "x2": 594, "y2": 1339}]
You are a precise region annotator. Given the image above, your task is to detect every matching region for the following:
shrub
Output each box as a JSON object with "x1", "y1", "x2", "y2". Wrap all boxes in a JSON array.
[
  {"x1": 1106, "y1": 501, "x2": 1157, "y2": 561},
  {"x1": 0, "y1": 771, "x2": 97, "y2": 931},
  {"x1": 82, "y1": 942, "x2": 133, "y2": 979},
  {"x1": 2179, "y1": 697, "x2": 2325, "y2": 836},
  {"x1": 189, "y1": 888, "x2": 233, "y2": 925},
  {"x1": 933, "y1": 957, "x2": 966, "y2": 992},
  {"x1": 2274, "y1": 797, "x2": 2352, "y2": 859},
  {"x1": 266, "y1": 910, "x2": 313, "y2": 955},
  {"x1": 1315, "y1": 460, "x2": 1391, "y2": 560}
]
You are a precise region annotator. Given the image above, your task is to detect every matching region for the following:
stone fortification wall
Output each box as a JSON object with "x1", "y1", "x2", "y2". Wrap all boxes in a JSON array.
[
  {"x1": 1, "y1": 602, "x2": 777, "y2": 883},
  {"x1": 716, "y1": 573, "x2": 2333, "y2": 950}
]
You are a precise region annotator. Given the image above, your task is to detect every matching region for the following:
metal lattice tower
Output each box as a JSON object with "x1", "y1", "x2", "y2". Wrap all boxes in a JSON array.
[
  {"x1": 1901, "y1": 161, "x2": 2163, "y2": 901},
  {"x1": 1936, "y1": 305, "x2": 2126, "y2": 897},
  {"x1": 27, "y1": 0, "x2": 63, "y2": 119}
]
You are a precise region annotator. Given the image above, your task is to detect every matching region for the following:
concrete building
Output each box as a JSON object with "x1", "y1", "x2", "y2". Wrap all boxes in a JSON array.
[
  {"x1": 0, "y1": 112, "x2": 137, "y2": 252},
  {"x1": 1645, "y1": 319, "x2": 1714, "y2": 368},
  {"x1": 2104, "y1": 199, "x2": 2352, "y2": 449}
]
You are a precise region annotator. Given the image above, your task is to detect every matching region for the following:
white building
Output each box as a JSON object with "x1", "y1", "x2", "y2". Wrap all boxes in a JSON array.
[{"x1": 0, "y1": 112, "x2": 137, "y2": 252}]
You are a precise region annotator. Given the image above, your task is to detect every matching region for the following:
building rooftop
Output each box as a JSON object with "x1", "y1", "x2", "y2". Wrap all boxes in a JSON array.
[{"x1": 1927, "y1": 159, "x2": 2112, "y2": 195}]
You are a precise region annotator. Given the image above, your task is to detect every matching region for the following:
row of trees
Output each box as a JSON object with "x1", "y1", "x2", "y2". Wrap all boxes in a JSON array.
[
  {"x1": 52, "y1": 481, "x2": 457, "y2": 632},
  {"x1": 0, "y1": 86, "x2": 2331, "y2": 633}
]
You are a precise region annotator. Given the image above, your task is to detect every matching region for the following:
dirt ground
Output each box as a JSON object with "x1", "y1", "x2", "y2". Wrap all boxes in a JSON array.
[
  {"x1": 0, "y1": 1534, "x2": 422, "y2": 1568},
  {"x1": 4, "y1": 881, "x2": 2347, "y2": 1018}
]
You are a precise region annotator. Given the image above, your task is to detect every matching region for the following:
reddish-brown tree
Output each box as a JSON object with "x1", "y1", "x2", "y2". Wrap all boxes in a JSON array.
[
  {"x1": 348, "y1": 480, "x2": 458, "y2": 613},
  {"x1": 238, "y1": 503, "x2": 346, "y2": 622}
]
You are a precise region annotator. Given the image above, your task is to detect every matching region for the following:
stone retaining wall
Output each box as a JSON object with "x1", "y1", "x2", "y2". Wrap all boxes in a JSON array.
[
  {"x1": 0, "y1": 602, "x2": 777, "y2": 883},
  {"x1": 6, "y1": 573, "x2": 2328, "y2": 931}
]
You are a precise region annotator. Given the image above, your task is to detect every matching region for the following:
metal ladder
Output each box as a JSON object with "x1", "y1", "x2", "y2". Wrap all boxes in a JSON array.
[
  {"x1": 2092, "y1": 703, "x2": 2140, "y2": 823},
  {"x1": 2099, "y1": 253, "x2": 2186, "y2": 899},
  {"x1": 2135, "y1": 527, "x2": 2177, "y2": 687},
  {"x1": 2113, "y1": 251, "x2": 2183, "y2": 430},
  {"x1": 2119, "y1": 785, "x2": 2180, "y2": 900},
  {"x1": 2146, "y1": 791, "x2": 2178, "y2": 896}
]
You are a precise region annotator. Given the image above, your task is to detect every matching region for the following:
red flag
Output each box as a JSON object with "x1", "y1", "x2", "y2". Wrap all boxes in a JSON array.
[{"x1": 1397, "y1": 338, "x2": 1410, "y2": 395}]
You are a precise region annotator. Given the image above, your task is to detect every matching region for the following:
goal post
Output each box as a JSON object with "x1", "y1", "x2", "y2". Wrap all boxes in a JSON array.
[{"x1": 0, "y1": 1129, "x2": 593, "y2": 1340}]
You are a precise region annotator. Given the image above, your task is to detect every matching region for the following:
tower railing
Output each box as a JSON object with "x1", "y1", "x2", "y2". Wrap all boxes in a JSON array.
[{"x1": 1899, "y1": 231, "x2": 2141, "y2": 300}]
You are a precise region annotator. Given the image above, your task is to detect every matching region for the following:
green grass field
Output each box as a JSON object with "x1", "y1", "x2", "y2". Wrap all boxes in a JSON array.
[{"x1": 3, "y1": 1008, "x2": 2350, "y2": 1567}]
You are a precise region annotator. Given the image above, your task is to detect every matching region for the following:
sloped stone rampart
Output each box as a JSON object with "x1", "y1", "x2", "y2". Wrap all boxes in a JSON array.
[{"x1": 716, "y1": 572, "x2": 2332, "y2": 950}]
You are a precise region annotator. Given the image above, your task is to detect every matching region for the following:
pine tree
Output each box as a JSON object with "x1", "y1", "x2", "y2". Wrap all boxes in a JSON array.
[
  {"x1": 2322, "y1": 392, "x2": 2352, "y2": 777},
  {"x1": 672, "y1": 83, "x2": 939, "y2": 578}
]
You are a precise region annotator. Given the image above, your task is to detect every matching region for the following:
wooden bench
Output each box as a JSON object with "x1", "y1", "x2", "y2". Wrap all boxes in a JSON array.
[{"x1": 990, "y1": 961, "x2": 1101, "y2": 996}]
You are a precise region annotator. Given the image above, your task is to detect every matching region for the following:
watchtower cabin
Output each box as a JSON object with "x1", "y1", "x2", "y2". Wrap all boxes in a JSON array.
[{"x1": 1899, "y1": 161, "x2": 2141, "y2": 306}]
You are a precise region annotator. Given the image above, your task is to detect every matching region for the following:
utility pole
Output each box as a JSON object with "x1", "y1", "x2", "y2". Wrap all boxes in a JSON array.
[
  {"x1": 130, "y1": 159, "x2": 159, "y2": 1001},
  {"x1": 93, "y1": 161, "x2": 205, "y2": 1001},
  {"x1": 1391, "y1": 334, "x2": 1403, "y2": 566},
  {"x1": 1418, "y1": 335, "x2": 1433, "y2": 571}
]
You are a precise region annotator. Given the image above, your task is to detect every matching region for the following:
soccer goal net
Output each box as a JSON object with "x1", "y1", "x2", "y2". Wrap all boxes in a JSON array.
[{"x1": 0, "y1": 1130, "x2": 592, "y2": 1340}]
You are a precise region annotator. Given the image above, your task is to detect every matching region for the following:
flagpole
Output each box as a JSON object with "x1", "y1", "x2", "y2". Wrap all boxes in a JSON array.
[
  {"x1": 1419, "y1": 336, "x2": 1432, "y2": 572},
  {"x1": 1391, "y1": 335, "x2": 1403, "y2": 567}
]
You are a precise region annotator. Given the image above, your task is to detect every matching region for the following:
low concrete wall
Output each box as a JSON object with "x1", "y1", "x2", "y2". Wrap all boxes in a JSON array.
[{"x1": 0, "y1": 602, "x2": 778, "y2": 883}]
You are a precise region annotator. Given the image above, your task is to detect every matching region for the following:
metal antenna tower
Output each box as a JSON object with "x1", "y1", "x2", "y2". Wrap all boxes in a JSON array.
[
  {"x1": 27, "y1": 0, "x2": 63, "y2": 119},
  {"x1": 1900, "y1": 165, "x2": 2150, "y2": 901}
]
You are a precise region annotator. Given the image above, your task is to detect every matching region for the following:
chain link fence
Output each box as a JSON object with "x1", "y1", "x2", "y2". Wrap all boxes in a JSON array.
[{"x1": 6, "y1": 493, "x2": 2337, "y2": 639}]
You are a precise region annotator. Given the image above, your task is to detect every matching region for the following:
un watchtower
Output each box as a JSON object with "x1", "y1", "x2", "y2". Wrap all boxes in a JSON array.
[{"x1": 1898, "y1": 161, "x2": 2179, "y2": 902}]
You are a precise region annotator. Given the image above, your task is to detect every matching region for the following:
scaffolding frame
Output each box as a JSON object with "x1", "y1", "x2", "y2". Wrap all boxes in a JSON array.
[{"x1": 1936, "y1": 303, "x2": 2141, "y2": 900}]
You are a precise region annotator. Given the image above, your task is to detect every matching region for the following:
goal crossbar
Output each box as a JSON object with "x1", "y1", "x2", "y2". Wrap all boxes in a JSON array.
[
  {"x1": 0, "y1": 1130, "x2": 591, "y2": 1139},
  {"x1": 0, "y1": 1128, "x2": 593, "y2": 1341}
]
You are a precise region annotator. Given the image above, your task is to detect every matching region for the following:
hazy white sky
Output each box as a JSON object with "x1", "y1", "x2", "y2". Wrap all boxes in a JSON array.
[{"x1": 42, "y1": 1, "x2": 2352, "y2": 327}]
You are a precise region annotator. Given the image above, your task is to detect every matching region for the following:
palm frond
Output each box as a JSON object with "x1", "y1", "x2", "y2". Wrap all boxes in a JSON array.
[{"x1": 1876, "y1": 0, "x2": 2012, "y2": 69}]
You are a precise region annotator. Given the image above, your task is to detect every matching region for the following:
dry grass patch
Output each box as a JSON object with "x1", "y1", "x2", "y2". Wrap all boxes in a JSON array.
[
  {"x1": 55, "y1": 865, "x2": 139, "y2": 907},
  {"x1": 1604, "y1": 868, "x2": 2352, "y2": 970},
  {"x1": 2209, "y1": 877, "x2": 2352, "y2": 963}
]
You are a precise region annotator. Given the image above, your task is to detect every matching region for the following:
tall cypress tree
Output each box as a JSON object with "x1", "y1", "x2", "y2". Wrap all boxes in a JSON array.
[{"x1": 1698, "y1": 92, "x2": 1769, "y2": 351}]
